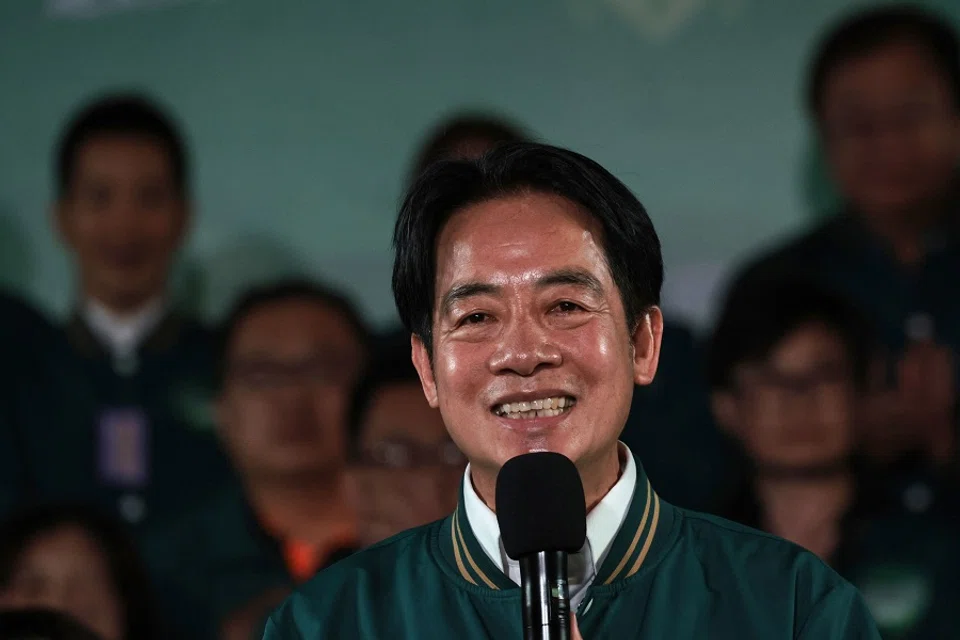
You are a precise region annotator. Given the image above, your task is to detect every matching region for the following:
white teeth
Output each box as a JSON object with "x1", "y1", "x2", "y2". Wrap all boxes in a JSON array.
[{"x1": 495, "y1": 396, "x2": 575, "y2": 419}]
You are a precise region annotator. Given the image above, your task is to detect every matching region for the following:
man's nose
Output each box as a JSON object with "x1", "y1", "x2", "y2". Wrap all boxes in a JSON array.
[{"x1": 487, "y1": 318, "x2": 561, "y2": 376}]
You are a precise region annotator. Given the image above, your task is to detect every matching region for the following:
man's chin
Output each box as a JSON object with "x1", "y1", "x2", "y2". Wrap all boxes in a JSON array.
[{"x1": 492, "y1": 438, "x2": 580, "y2": 468}]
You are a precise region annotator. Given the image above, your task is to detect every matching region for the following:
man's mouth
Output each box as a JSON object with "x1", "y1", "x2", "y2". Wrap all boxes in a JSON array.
[{"x1": 492, "y1": 396, "x2": 577, "y2": 420}]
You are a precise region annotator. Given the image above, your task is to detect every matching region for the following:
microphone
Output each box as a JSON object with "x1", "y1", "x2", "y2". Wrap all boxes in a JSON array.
[{"x1": 496, "y1": 452, "x2": 587, "y2": 640}]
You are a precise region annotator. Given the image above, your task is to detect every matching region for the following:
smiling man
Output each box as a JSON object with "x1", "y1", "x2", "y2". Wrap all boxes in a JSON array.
[{"x1": 263, "y1": 143, "x2": 880, "y2": 638}]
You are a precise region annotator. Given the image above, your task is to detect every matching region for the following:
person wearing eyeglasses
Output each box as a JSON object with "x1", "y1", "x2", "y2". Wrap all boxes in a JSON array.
[
  {"x1": 727, "y1": 5, "x2": 960, "y2": 473},
  {"x1": 143, "y1": 279, "x2": 368, "y2": 640},
  {"x1": 346, "y1": 330, "x2": 466, "y2": 548}
]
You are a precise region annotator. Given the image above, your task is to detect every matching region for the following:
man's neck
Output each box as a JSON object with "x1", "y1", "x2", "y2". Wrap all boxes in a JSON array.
[
  {"x1": 472, "y1": 445, "x2": 622, "y2": 514},
  {"x1": 83, "y1": 286, "x2": 166, "y2": 318},
  {"x1": 755, "y1": 471, "x2": 854, "y2": 559},
  {"x1": 83, "y1": 295, "x2": 167, "y2": 360},
  {"x1": 245, "y1": 474, "x2": 354, "y2": 545},
  {"x1": 85, "y1": 294, "x2": 165, "y2": 319}
]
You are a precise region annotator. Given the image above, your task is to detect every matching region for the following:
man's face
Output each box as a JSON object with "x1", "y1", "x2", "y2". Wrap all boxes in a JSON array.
[
  {"x1": 411, "y1": 192, "x2": 662, "y2": 487},
  {"x1": 720, "y1": 323, "x2": 857, "y2": 472},
  {"x1": 359, "y1": 381, "x2": 463, "y2": 467},
  {"x1": 218, "y1": 300, "x2": 365, "y2": 481},
  {"x1": 819, "y1": 40, "x2": 960, "y2": 221},
  {"x1": 57, "y1": 135, "x2": 187, "y2": 312},
  {"x1": 349, "y1": 381, "x2": 464, "y2": 545}
]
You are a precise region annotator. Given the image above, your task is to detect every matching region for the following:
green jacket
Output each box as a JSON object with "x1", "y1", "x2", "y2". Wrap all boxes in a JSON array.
[
  {"x1": 10, "y1": 312, "x2": 232, "y2": 536},
  {"x1": 264, "y1": 459, "x2": 880, "y2": 639},
  {"x1": 144, "y1": 485, "x2": 355, "y2": 639},
  {"x1": 720, "y1": 474, "x2": 960, "y2": 638}
]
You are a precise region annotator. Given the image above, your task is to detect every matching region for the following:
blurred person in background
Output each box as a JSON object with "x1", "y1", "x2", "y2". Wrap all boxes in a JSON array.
[
  {"x1": 8, "y1": 93, "x2": 232, "y2": 535},
  {"x1": 620, "y1": 313, "x2": 737, "y2": 511},
  {"x1": 407, "y1": 111, "x2": 530, "y2": 183},
  {"x1": 726, "y1": 6, "x2": 960, "y2": 475},
  {"x1": 346, "y1": 329, "x2": 465, "y2": 547},
  {"x1": 709, "y1": 278, "x2": 960, "y2": 639},
  {"x1": 0, "y1": 504, "x2": 155, "y2": 640},
  {"x1": 409, "y1": 112, "x2": 731, "y2": 509},
  {"x1": 145, "y1": 280, "x2": 366, "y2": 640}
]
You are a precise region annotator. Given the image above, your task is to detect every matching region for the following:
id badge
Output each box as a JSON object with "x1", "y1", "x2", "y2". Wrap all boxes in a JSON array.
[{"x1": 98, "y1": 408, "x2": 150, "y2": 488}]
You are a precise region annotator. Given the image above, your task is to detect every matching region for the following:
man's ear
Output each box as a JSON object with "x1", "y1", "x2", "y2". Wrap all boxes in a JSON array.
[
  {"x1": 411, "y1": 334, "x2": 439, "y2": 408},
  {"x1": 710, "y1": 391, "x2": 741, "y2": 438},
  {"x1": 632, "y1": 307, "x2": 663, "y2": 387}
]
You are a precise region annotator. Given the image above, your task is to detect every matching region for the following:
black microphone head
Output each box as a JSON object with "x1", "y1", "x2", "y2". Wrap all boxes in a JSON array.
[{"x1": 495, "y1": 451, "x2": 587, "y2": 559}]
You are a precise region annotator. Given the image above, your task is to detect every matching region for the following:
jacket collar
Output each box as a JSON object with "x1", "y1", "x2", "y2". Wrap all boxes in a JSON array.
[{"x1": 436, "y1": 449, "x2": 677, "y2": 591}]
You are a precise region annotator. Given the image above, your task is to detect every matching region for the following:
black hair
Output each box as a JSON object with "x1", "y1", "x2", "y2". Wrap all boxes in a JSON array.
[
  {"x1": 393, "y1": 142, "x2": 663, "y2": 352},
  {"x1": 707, "y1": 278, "x2": 872, "y2": 392},
  {"x1": 409, "y1": 112, "x2": 530, "y2": 186},
  {"x1": 216, "y1": 278, "x2": 371, "y2": 390},
  {"x1": 348, "y1": 328, "x2": 422, "y2": 450},
  {"x1": 807, "y1": 4, "x2": 960, "y2": 118},
  {"x1": 55, "y1": 92, "x2": 189, "y2": 198},
  {"x1": 0, "y1": 504, "x2": 156, "y2": 640}
]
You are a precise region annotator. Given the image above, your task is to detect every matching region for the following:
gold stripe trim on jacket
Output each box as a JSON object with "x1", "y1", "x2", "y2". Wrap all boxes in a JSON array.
[
  {"x1": 451, "y1": 510, "x2": 477, "y2": 585},
  {"x1": 454, "y1": 509, "x2": 499, "y2": 590},
  {"x1": 626, "y1": 491, "x2": 660, "y2": 578},
  {"x1": 603, "y1": 480, "x2": 653, "y2": 584}
]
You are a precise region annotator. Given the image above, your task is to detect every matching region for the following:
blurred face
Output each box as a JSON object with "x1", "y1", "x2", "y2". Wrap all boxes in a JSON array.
[
  {"x1": 411, "y1": 192, "x2": 662, "y2": 502},
  {"x1": 359, "y1": 381, "x2": 464, "y2": 468},
  {"x1": 0, "y1": 525, "x2": 123, "y2": 640},
  {"x1": 218, "y1": 300, "x2": 365, "y2": 481},
  {"x1": 721, "y1": 323, "x2": 857, "y2": 472},
  {"x1": 57, "y1": 135, "x2": 187, "y2": 313},
  {"x1": 819, "y1": 40, "x2": 960, "y2": 222},
  {"x1": 349, "y1": 382, "x2": 464, "y2": 544}
]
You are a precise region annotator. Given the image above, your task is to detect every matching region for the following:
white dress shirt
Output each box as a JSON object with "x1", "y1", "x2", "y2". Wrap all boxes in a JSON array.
[
  {"x1": 462, "y1": 442, "x2": 637, "y2": 610},
  {"x1": 83, "y1": 297, "x2": 166, "y2": 365}
]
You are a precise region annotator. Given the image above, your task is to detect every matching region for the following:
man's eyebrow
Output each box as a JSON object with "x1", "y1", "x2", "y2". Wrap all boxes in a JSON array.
[
  {"x1": 535, "y1": 269, "x2": 605, "y2": 297},
  {"x1": 440, "y1": 282, "x2": 501, "y2": 315}
]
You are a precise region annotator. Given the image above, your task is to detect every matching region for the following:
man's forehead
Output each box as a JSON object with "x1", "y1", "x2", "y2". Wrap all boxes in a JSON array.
[
  {"x1": 234, "y1": 303, "x2": 359, "y2": 347},
  {"x1": 433, "y1": 194, "x2": 609, "y2": 288}
]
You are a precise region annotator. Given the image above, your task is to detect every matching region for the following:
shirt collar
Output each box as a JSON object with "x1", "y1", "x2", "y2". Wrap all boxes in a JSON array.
[
  {"x1": 461, "y1": 442, "x2": 637, "y2": 604},
  {"x1": 439, "y1": 446, "x2": 675, "y2": 593},
  {"x1": 82, "y1": 296, "x2": 166, "y2": 361}
]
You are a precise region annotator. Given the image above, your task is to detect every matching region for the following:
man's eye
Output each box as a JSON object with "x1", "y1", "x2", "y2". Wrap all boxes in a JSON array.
[
  {"x1": 461, "y1": 313, "x2": 488, "y2": 326},
  {"x1": 554, "y1": 301, "x2": 583, "y2": 313}
]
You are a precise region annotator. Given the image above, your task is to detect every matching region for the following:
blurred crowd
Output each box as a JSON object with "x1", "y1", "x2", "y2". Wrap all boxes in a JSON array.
[{"x1": 0, "y1": 4, "x2": 958, "y2": 639}]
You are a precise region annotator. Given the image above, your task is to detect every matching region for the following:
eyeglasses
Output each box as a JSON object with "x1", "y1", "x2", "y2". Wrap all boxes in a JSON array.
[
  {"x1": 228, "y1": 354, "x2": 359, "y2": 389},
  {"x1": 357, "y1": 439, "x2": 466, "y2": 469},
  {"x1": 824, "y1": 100, "x2": 951, "y2": 143},
  {"x1": 736, "y1": 365, "x2": 852, "y2": 399}
]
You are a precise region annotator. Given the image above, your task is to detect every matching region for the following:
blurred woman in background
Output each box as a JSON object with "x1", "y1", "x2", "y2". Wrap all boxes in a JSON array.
[{"x1": 0, "y1": 505, "x2": 155, "y2": 640}]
